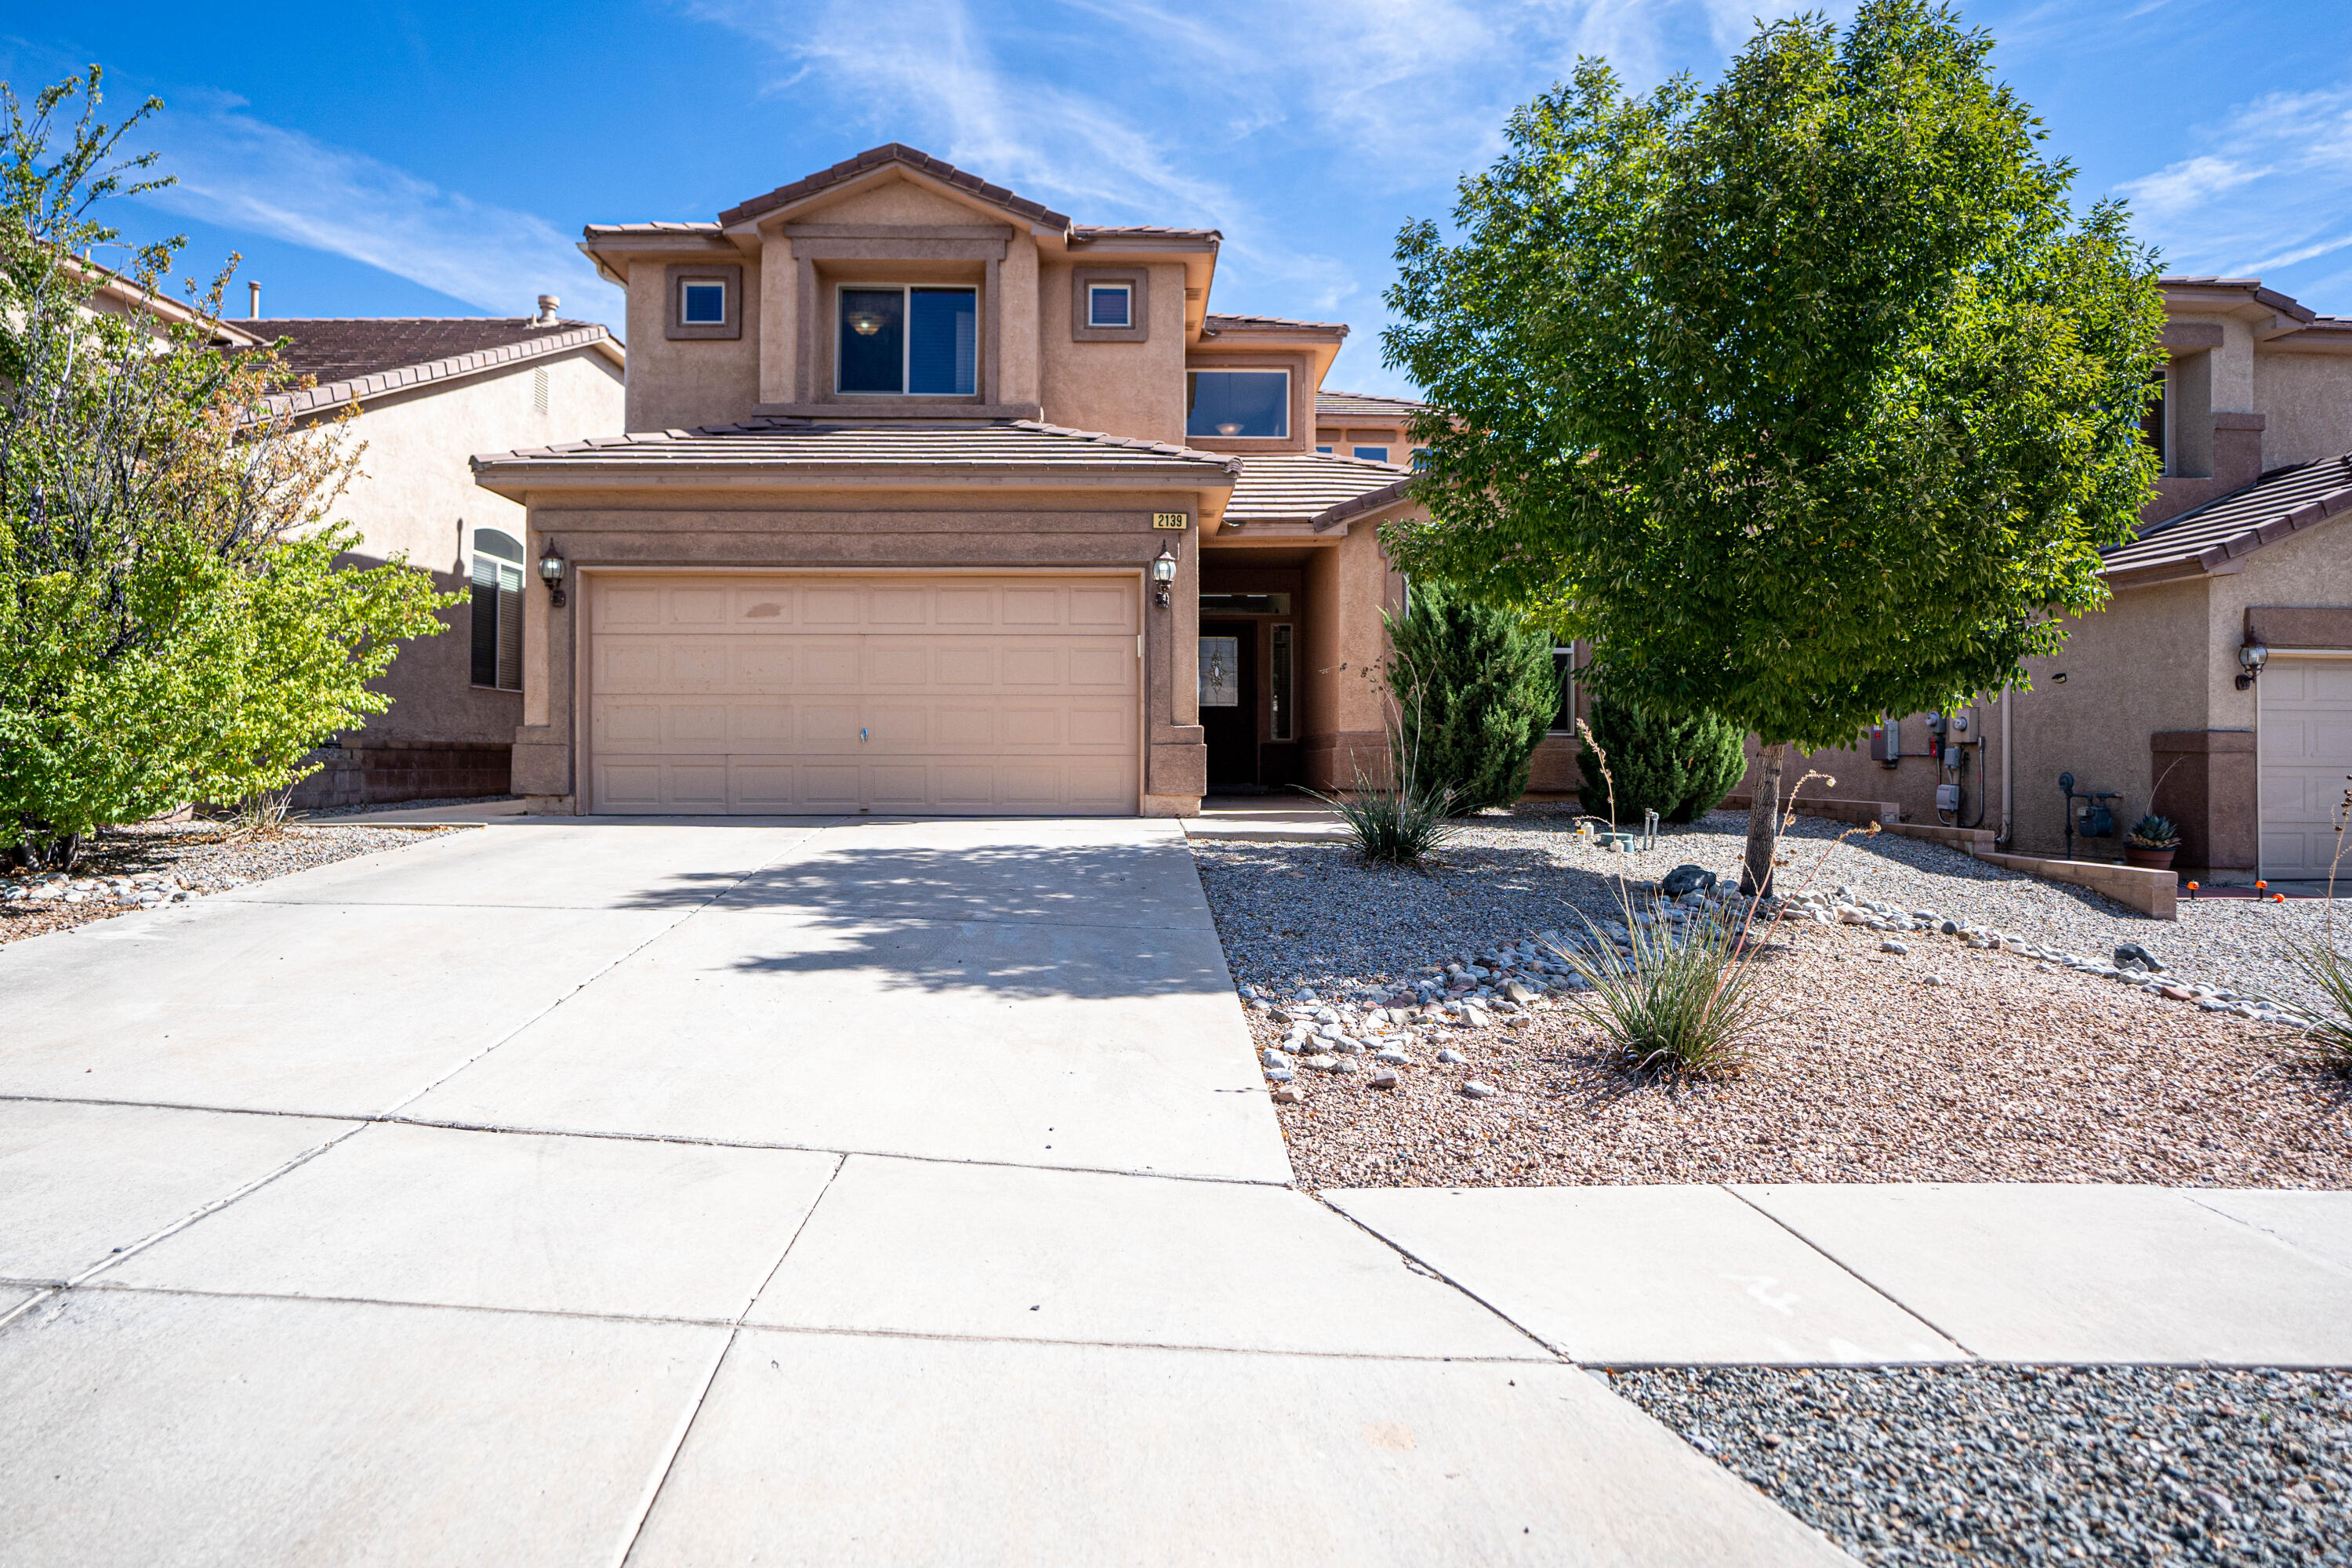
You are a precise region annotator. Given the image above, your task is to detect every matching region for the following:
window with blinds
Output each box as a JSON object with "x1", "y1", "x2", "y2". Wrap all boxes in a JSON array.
[{"x1": 470, "y1": 527, "x2": 525, "y2": 691}]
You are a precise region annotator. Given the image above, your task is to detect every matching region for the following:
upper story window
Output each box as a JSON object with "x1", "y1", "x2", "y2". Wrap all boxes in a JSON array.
[
  {"x1": 1087, "y1": 284, "x2": 1132, "y2": 329},
  {"x1": 840, "y1": 285, "x2": 978, "y2": 396},
  {"x1": 1315, "y1": 445, "x2": 1334, "y2": 454},
  {"x1": 1187, "y1": 369, "x2": 1289, "y2": 439},
  {"x1": 680, "y1": 278, "x2": 728, "y2": 325},
  {"x1": 1353, "y1": 445, "x2": 1391, "y2": 463},
  {"x1": 470, "y1": 528, "x2": 525, "y2": 693}
]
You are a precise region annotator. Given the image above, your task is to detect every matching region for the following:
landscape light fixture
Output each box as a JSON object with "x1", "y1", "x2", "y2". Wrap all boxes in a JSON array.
[
  {"x1": 2236, "y1": 641, "x2": 2268, "y2": 690},
  {"x1": 539, "y1": 543, "x2": 568, "y2": 608},
  {"x1": 1152, "y1": 540, "x2": 1178, "y2": 608}
]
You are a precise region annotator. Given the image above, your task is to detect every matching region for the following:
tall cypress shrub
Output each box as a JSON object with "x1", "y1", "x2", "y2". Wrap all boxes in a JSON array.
[
  {"x1": 1578, "y1": 691, "x2": 1748, "y2": 823},
  {"x1": 1386, "y1": 583, "x2": 1557, "y2": 813}
]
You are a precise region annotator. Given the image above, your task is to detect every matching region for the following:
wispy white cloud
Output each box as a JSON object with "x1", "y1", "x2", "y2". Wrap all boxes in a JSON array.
[
  {"x1": 2114, "y1": 80, "x2": 2352, "y2": 296},
  {"x1": 132, "y1": 91, "x2": 604, "y2": 317}
]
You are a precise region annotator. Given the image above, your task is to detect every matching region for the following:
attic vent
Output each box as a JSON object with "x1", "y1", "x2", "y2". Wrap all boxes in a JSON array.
[{"x1": 532, "y1": 368, "x2": 549, "y2": 415}]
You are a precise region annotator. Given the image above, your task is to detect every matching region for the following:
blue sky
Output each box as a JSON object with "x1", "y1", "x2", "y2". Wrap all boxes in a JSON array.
[{"x1": 11, "y1": 1, "x2": 2352, "y2": 400}]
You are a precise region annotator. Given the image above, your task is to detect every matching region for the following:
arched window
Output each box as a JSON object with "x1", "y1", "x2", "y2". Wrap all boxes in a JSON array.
[{"x1": 470, "y1": 527, "x2": 524, "y2": 691}]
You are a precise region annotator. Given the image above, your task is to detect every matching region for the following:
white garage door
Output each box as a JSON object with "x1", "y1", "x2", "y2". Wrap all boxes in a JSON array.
[
  {"x1": 588, "y1": 573, "x2": 1141, "y2": 815},
  {"x1": 2259, "y1": 655, "x2": 2352, "y2": 877}
]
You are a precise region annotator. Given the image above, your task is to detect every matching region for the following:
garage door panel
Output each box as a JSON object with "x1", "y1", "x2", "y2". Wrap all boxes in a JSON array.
[
  {"x1": 589, "y1": 574, "x2": 1140, "y2": 815},
  {"x1": 937, "y1": 589, "x2": 995, "y2": 625},
  {"x1": 868, "y1": 645, "x2": 928, "y2": 686},
  {"x1": 803, "y1": 588, "x2": 864, "y2": 626},
  {"x1": 1003, "y1": 589, "x2": 1063, "y2": 626}
]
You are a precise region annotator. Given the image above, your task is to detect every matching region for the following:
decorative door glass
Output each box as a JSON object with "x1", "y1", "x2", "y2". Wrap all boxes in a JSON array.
[{"x1": 1199, "y1": 637, "x2": 1240, "y2": 707}]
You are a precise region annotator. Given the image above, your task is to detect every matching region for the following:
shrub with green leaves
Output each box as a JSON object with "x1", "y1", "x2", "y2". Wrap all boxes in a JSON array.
[
  {"x1": 1577, "y1": 691, "x2": 1747, "y2": 824},
  {"x1": 1385, "y1": 582, "x2": 1558, "y2": 814},
  {"x1": 1, "y1": 71, "x2": 454, "y2": 867}
]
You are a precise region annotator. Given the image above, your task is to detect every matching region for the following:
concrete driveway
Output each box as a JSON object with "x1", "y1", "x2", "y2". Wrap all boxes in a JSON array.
[{"x1": 0, "y1": 818, "x2": 1838, "y2": 1566}]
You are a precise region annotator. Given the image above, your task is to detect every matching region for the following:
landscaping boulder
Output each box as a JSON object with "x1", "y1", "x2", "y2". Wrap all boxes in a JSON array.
[
  {"x1": 1661, "y1": 863, "x2": 1717, "y2": 898},
  {"x1": 2114, "y1": 942, "x2": 2165, "y2": 974}
]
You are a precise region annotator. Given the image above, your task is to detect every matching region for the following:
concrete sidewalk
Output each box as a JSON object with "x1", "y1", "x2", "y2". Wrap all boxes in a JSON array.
[
  {"x1": 1327, "y1": 1184, "x2": 2352, "y2": 1369},
  {"x1": 0, "y1": 818, "x2": 1841, "y2": 1566}
]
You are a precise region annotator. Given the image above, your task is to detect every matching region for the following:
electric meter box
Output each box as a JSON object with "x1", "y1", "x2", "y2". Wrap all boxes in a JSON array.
[
  {"x1": 1936, "y1": 782, "x2": 1961, "y2": 813},
  {"x1": 1870, "y1": 720, "x2": 1902, "y2": 764}
]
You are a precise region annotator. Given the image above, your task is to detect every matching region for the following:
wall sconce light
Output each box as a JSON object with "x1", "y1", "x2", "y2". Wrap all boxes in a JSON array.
[
  {"x1": 538, "y1": 542, "x2": 568, "y2": 608},
  {"x1": 2236, "y1": 641, "x2": 2268, "y2": 690},
  {"x1": 1151, "y1": 540, "x2": 1178, "y2": 608}
]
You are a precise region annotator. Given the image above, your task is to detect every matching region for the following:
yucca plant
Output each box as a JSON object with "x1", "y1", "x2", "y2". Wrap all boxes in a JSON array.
[
  {"x1": 1323, "y1": 768, "x2": 1462, "y2": 866},
  {"x1": 1552, "y1": 895, "x2": 1770, "y2": 1080},
  {"x1": 2274, "y1": 780, "x2": 2352, "y2": 1075}
]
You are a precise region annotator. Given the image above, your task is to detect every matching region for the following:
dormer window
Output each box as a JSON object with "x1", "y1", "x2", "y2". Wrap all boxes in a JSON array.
[
  {"x1": 680, "y1": 278, "x2": 728, "y2": 325},
  {"x1": 1186, "y1": 369, "x2": 1289, "y2": 439},
  {"x1": 839, "y1": 285, "x2": 978, "y2": 396},
  {"x1": 1087, "y1": 284, "x2": 1132, "y2": 329}
]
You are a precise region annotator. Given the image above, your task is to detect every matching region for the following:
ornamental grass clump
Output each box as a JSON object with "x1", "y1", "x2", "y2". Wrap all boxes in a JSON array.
[
  {"x1": 1323, "y1": 768, "x2": 1462, "y2": 866},
  {"x1": 1553, "y1": 717, "x2": 1779, "y2": 1080},
  {"x1": 2274, "y1": 779, "x2": 2352, "y2": 1076},
  {"x1": 1552, "y1": 896, "x2": 1769, "y2": 1080}
]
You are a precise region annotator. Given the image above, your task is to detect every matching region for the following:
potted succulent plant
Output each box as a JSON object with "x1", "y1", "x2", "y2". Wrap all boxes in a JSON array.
[{"x1": 2124, "y1": 814, "x2": 2181, "y2": 870}]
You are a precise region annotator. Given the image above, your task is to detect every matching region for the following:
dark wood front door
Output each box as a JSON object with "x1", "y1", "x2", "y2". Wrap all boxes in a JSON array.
[{"x1": 1199, "y1": 620, "x2": 1258, "y2": 788}]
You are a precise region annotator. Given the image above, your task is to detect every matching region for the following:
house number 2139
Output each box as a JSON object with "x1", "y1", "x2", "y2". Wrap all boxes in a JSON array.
[{"x1": 1152, "y1": 513, "x2": 1189, "y2": 531}]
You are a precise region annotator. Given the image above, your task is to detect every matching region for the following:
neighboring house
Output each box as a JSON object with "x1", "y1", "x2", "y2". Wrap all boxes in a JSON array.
[
  {"x1": 249, "y1": 307, "x2": 626, "y2": 808},
  {"x1": 1742, "y1": 274, "x2": 2352, "y2": 881},
  {"x1": 471, "y1": 143, "x2": 1424, "y2": 817}
]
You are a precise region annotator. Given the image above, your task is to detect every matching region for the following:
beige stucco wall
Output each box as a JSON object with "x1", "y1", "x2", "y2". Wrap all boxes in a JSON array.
[
  {"x1": 1296, "y1": 521, "x2": 1400, "y2": 789},
  {"x1": 2256, "y1": 351, "x2": 2352, "y2": 468},
  {"x1": 1037, "y1": 260, "x2": 1187, "y2": 441},
  {"x1": 330, "y1": 347, "x2": 624, "y2": 746},
  {"x1": 624, "y1": 257, "x2": 761, "y2": 432}
]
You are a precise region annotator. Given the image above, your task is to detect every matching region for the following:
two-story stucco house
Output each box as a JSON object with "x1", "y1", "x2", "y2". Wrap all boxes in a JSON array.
[{"x1": 470, "y1": 145, "x2": 1425, "y2": 818}]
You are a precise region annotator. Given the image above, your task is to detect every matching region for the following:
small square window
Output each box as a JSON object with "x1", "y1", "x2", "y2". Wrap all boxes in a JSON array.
[
  {"x1": 1353, "y1": 445, "x2": 1391, "y2": 463},
  {"x1": 680, "y1": 280, "x2": 727, "y2": 326},
  {"x1": 1087, "y1": 285, "x2": 1131, "y2": 328},
  {"x1": 1315, "y1": 445, "x2": 1334, "y2": 454}
]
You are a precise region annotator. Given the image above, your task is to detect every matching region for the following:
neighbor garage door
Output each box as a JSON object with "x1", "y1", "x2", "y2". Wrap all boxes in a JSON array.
[
  {"x1": 2259, "y1": 654, "x2": 2352, "y2": 877},
  {"x1": 589, "y1": 573, "x2": 1140, "y2": 815}
]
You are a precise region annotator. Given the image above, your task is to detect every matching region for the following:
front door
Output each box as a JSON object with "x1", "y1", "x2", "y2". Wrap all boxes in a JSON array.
[{"x1": 1199, "y1": 621, "x2": 1258, "y2": 788}]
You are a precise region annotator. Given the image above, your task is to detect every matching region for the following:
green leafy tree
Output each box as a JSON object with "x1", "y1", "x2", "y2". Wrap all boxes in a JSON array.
[
  {"x1": 0, "y1": 69, "x2": 453, "y2": 866},
  {"x1": 1386, "y1": 580, "x2": 1558, "y2": 814},
  {"x1": 1381, "y1": 0, "x2": 2162, "y2": 890},
  {"x1": 1578, "y1": 691, "x2": 1748, "y2": 824}
]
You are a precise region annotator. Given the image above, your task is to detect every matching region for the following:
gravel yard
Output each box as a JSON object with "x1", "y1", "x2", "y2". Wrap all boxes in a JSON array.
[
  {"x1": 1610, "y1": 1364, "x2": 2350, "y2": 1567},
  {"x1": 0, "y1": 822, "x2": 469, "y2": 946},
  {"x1": 1192, "y1": 811, "x2": 2351, "y2": 1190}
]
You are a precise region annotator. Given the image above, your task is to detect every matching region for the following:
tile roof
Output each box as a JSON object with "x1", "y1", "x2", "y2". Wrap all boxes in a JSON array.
[
  {"x1": 717, "y1": 143, "x2": 1072, "y2": 231},
  {"x1": 580, "y1": 220, "x2": 724, "y2": 238},
  {"x1": 248, "y1": 318, "x2": 611, "y2": 387},
  {"x1": 1315, "y1": 390, "x2": 1429, "y2": 419},
  {"x1": 2103, "y1": 454, "x2": 2352, "y2": 583},
  {"x1": 472, "y1": 418, "x2": 1240, "y2": 486},
  {"x1": 1201, "y1": 313, "x2": 1348, "y2": 338},
  {"x1": 1223, "y1": 451, "x2": 1414, "y2": 528},
  {"x1": 1070, "y1": 224, "x2": 1221, "y2": 244},
  {"x1": 252, "y1": 321, "x2": 622, "y2": 419}
]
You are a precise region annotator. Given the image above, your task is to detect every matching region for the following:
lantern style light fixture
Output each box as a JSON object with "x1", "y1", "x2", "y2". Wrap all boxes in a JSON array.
[
  {"x1": 539, "y1": 542, "x2": 568, "y2": 608},
  {"x1": 2236, "y1": 641, "x2": 2268, "y2": 690},
  {"x1": 1151, "y1": 539, "x2": 1178, "y2": 608}
]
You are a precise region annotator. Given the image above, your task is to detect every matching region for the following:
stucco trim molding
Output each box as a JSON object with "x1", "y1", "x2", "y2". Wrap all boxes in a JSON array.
[
  {"x1": 2161, "y1": 321, "x2": 2226, "y2": 350},
  {"x1": 2244, "y1": 607, "x2": 2352, "y2": 649},
  {"x1": 1070, "y1": 267, "x2": 1149, "y2": 343},
  {"x1": 664, "y1": 262, "x2": 743, "y2": 341}
]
